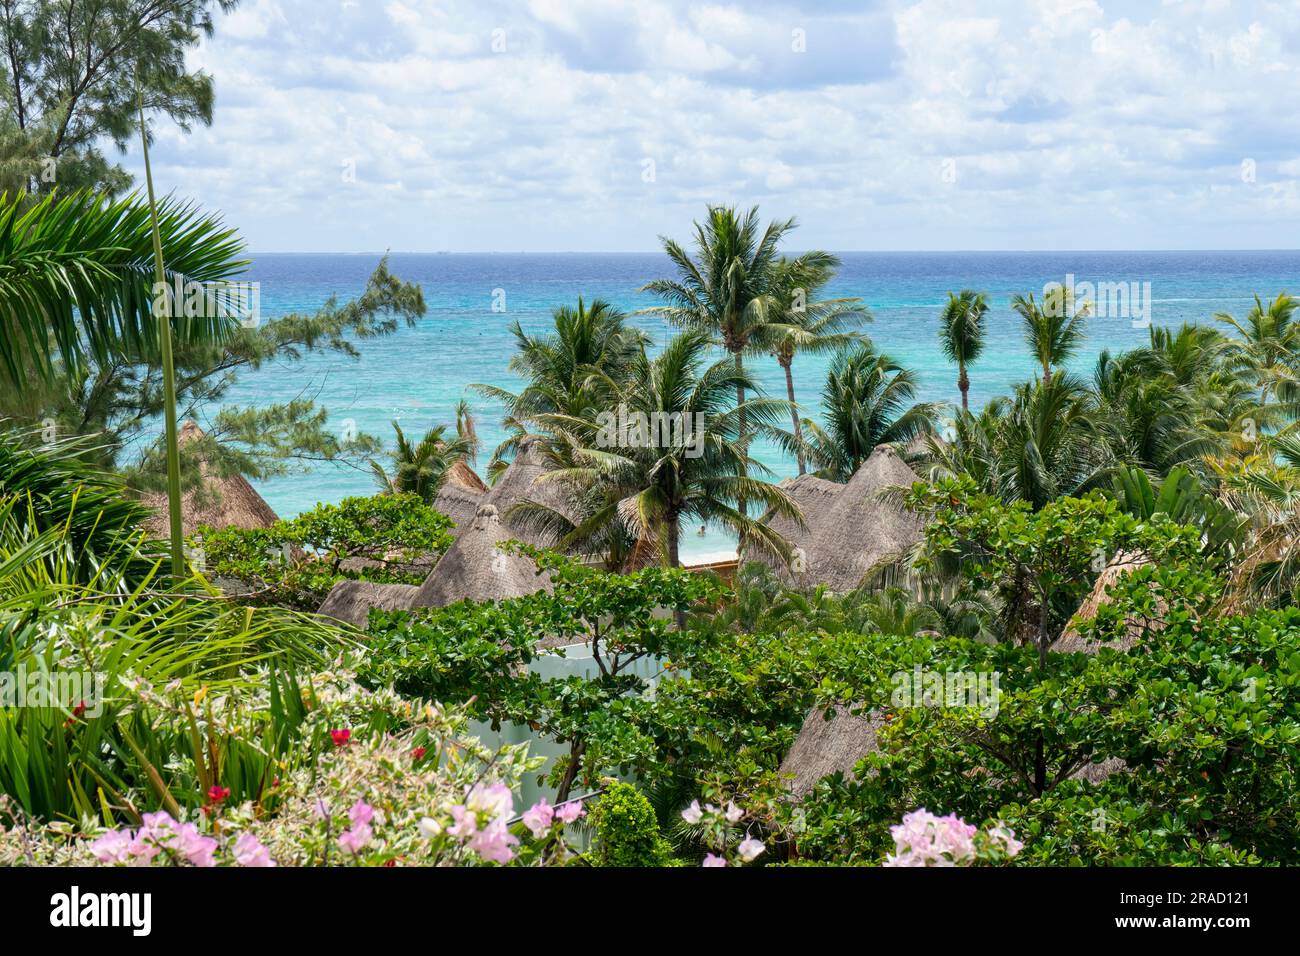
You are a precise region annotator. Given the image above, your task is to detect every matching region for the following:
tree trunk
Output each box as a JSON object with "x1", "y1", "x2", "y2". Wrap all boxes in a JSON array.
[
  {"x1": 555, "y1": 738, "x2": 587, "y2": 803},
  {"x1": 958, "y1": 362, "x2": 970, "y2": 413},
  {"x1": 783, "y1": 359, "x2": 806, "y2": 475},
  {"x1": 667, "y1": 511, "x2": 687, "y2": 630},
  {"x1": 735, "y1": 350, "x2": 748, "y2": 518}
]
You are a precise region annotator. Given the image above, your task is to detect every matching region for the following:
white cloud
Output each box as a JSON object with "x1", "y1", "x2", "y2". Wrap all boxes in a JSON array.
[{"x1": 126, "y1": 0, "x2": 1300, "y2": 251}]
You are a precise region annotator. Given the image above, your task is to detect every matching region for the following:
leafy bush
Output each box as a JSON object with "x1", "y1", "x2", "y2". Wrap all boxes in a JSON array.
[
  {"x1": 197, "y1": 493, "x2": 454, "y2": 608},
  {"x1": 589, "y1": 782, "x2": 674, "y2": 867},
  {"x1": 362, "y1": 548, "x2": 721, "y2": 801}
]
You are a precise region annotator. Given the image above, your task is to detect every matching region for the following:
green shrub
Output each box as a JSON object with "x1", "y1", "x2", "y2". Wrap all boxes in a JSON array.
[
  {"x1": 590, "y1": 782, "x2": 674, "y2": 867},
  {"x1": 197, "y1": 493, "x2": 454, "y2": 609}
]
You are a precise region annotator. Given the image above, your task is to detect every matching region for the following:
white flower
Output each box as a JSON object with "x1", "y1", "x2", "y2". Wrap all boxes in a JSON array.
[
  {"x1": 418, "y1": 816, "x2": 443, "y2": 839},
  {"x1": 737, "y1": 836, "x2": 765, "y2": 862},
  {"x1": 724, "y1": 802, "x2": 743, "y2": 824},
  {"x1": 681, "y1": 800, "x2": 703, "y2": 824}
]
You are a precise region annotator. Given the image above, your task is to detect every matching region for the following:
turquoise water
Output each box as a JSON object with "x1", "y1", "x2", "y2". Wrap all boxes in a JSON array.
[{"x1": 222, "y1": 251, "x2": 1300, "y2": 560}]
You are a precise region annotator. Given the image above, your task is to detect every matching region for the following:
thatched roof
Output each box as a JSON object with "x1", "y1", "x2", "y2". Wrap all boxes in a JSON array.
[
  {"x1": 757, "y1": 473, "x2": 844, "y2": 565},
  {"x1": 141, "y1": 421, "x2": 279, "y2": 536},
  {"x1": 751, "y1": 445, "x2": 923, "y2": 592},
  {"x1": 433, "y1": 481, "x2": 486, "y2": 533},
  {"x1": 779, "y1": 705, "x2": 888, "y2": 799},
  {"x1": 779, "y1": 703, "x2": 1126, "y2": 799},
  {"x1": 410, "y1": 503, "x2": 551, "y2": 608},
  {"x1": 316, "y1": 580, "x2": 419, "y2": 629},
  {"x1": 481, "y1": 436, "x2": 580, "y2": 547},
  {"x1": 1056, "y1": 553, "x2": 1157, "y2": 654},
  {"x1": 446, "y1": 459, "x2": 488, "y2": 495}
]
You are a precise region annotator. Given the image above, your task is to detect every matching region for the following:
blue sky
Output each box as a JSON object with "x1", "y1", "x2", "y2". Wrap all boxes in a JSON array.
[{"x1": 124, "y1": 0, "x2": 1300, "y2": 253}]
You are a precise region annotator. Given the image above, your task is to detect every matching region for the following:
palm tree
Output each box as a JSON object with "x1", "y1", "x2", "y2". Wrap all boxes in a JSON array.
[
  {"x1": 453, "y1": 398, "x2": 480, "y2": 466},
  {"x1": 1012, "y1": 284, "x2": 1089, "y2": 385},
  {"x1": 642, "y1": 205, "x2": 836, "y2": 513},
  {"x1": 369, "y1": 421, "x2": 473, "y2": 504},
  {"x1": 472, "y1": 297, "x2": 643, "y2": 468},
  {"x1": 1215, "y1": 293, "x2": 1300, "y2": 405},
  {"x1": 0, "y1": 188, "x2": 246, "y2": 388},
  {"x1": 938, "y1": 290, "x2": 989, "y2": 412},
  {"x1": 842, "y1": 586, "x2": 943, "y2": 637},
  {"x1": 929, "y1": 371, "x2": 1109, "y2": 509},
  {"x1": 515, "y1": 331, "x2": 802, "y2": 580},
  {"x1": 764, "y1": 257, "x2": 871, "y2": 474},
  {"x1": 800, "y1": 342, "x2": 940, "y2": 482}
]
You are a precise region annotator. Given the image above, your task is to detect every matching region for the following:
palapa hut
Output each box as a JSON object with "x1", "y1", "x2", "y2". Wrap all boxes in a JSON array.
[
  {"x1": 141, "y1": 420, "x2": 279, "y2": 536},
  {"x1": 749, "y1": 445, "x2": 924, "y2": 592},
  {"x1": 779, "y1": 705, "x2": 889, "y2": 799},
  {"x1": 316, "y1": 503, "x2": 552, "y2": 628},
  {"x1": 756, "y1": 473, "x2": 844, "y2": 569},
  {"x1": 1056, "y1": 552, "x2": 1157, "y2": 654},
  {"x1": 433, "y1": 460, "x2": 489, "y2": 532},
  {"x1": 410, "y1": 503, "x2": 552, "y2": 608},
  {"x1": 477, "y1": 435, "x2": 581, "y2": 547},
  {"x1": 317, "y1": 581, "x2": 420, "y2": 629}
]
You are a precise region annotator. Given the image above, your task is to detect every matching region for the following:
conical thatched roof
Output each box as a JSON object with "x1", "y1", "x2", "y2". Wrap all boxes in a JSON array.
[
  {"x1": 317, "y1": 580, "x2": 420, "y2": 629},
  {"x1": 446, "y1": 459, "x2": 488, "y2": 495},
  {"x1": 779, "y1": 705, "x2": 888, "y2": 799},
  {"x1": 756, "y1": 473, "x2": 844, "y2": 568},
  {"x1": 481, "y1": 436, "x2": 580, "y2": 547},
  {"x1": 751, "y1": 445, "x2": 923, "y2": 592},
  {"x1": 410, "y1": 503, "x2": 551, "y2": 608},
  {"x1": 141, "y1": 421, "x2": 279, "y2": 536},
  {"x1": 1056, "y1": 553, "x2": 1157, "y2": 654},
  {"x1": 433, "y1": 481, "x2": 486, "y2": 533}
]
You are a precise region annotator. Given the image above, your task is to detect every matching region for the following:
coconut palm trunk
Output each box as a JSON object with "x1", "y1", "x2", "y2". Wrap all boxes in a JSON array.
[
  {"x1": 958, "y1": 361, "x2": 970, "y2": 412},
  {"x1": 781, "y1": 357, "x2": 807, "y2": 474},
  {"x1": 666, "y1": 509, "x2": 686, "y2": 629},
  {"x1": 734, "y1": 350, "x2": 748, "y2": 518}
]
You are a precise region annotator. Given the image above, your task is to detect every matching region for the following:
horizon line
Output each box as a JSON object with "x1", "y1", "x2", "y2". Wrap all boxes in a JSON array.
[{"x1": 244, "y1": 247, "x2": 1300, "y2": 256}]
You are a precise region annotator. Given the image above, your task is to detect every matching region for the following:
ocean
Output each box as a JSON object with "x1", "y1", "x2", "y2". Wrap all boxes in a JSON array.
[{"x1": 224, "y1": 250, "x2": 1300, "y2": 560}]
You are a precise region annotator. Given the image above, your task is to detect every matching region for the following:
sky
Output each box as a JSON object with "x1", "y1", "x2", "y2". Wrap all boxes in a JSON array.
[{"x1": 121, "y1": 0, "x2": 1300, "y2": 253}]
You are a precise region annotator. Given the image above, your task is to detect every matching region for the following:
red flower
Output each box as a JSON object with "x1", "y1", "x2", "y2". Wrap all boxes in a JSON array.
[
  {"x1": 208, "y1": 785, "x2": 231, "y2": 803},
  {"x1": 63, "y1": 700, "x2": 89, "y2": 728},
  {"x1": 330, "y1": 728, "x2": 352, "y2": 747},
  {"x1": 412, "y1": 746, "x2": 427, "y2": 761}
]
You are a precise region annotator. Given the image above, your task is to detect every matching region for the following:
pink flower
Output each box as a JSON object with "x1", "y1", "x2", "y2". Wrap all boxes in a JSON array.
[
  {"x1": 90, "y1": 829, "x2": 132, "y2": 864},
  {"x1": 330, "y1": 728, "x2": 351, "y2": 747},
  {"x1": 465, "y1": 782, "x2": 513, "y2": 821},
  {"x1": 884, "y1": 809, "x2": 979, "y2": 867},
  {"x1": 555, "y1": 801, "x2": 585, "y2": 825},
  {"x1": 737, "y1": 836, "x2": 765, "y2": 863},
  {"x1": 348, "y1": 800, "x2": 375, "y2": 828},
  {"x1": 702, "y1": 853, "x2": 726, "y2": 867},
  {"x1": 449, "y1": 804, "x2": 478, "y2": 839},
  {"x1": 987, "y1": 825, "x2": 1024, "y2": 858},
  {"x1": 724, "y1": 802, "x2": 743, "y2": 825},
  {"x1": 467, "y1": 820, "x2": 518, "y2": 864},
  {"x1": 337, "y1": 822, "x2": 373, "y2": 855},
  {"x1": 522, "y1": 799, "x2": 555, "y2": 838},
  {"x1": 169, "y1": 822, "x2": 218, "y2": 867},
  {"x1": 681, "y1": 800, "x2": 703, "y2": 824},
  {"x1": 233, "y1": 832, "x2": 276, "y2": 867}
]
